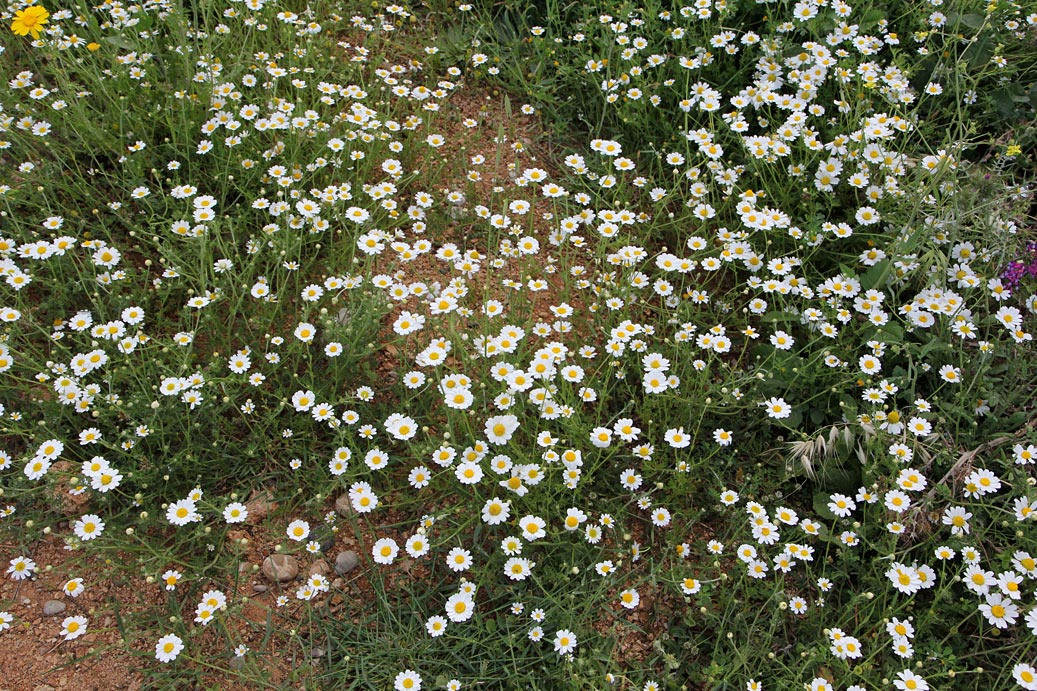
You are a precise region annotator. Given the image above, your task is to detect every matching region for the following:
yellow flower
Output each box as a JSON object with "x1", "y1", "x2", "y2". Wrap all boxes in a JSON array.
[{"x1": 11, "y1": 5, "x2": 49, "y2": 39}]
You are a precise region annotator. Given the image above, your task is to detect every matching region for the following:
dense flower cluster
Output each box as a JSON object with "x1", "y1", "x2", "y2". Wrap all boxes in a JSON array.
[{"x1": 0, "y1": 0, "x2": 1035, "y2": 688}]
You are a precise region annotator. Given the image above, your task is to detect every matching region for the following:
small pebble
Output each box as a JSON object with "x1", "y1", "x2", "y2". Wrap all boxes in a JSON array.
[
  {"x1": 244, "y1": 490, "x2": 276, "y2": 524},
  {"x1": 252, "y1": 584, "x2": 268, "y2": 593},
  {"x1": 334, "y1": 493, "x2": 353, "y2": 518},
  {"x1": 334, "y1": 550, "x2": 359, "y2": 575},
  {"x1": 261, "y1": 554, "x2": 299, "y2": 583},
  {"x1": 42, "y1": 600, "x2": 66, "y2": 617}
]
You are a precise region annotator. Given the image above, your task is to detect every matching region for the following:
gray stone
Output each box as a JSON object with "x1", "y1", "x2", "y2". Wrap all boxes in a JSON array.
[
  {"x1": 309, "y1": 647, "x2": 325, "y2": 658},
  {"x1": 334, "y1": 493, "x2": 353, "y2": 518},
  {"x1": 42, "y1": 600, "x2": 66, "y2": 616},
  {"x1": 309, "y1": 559, "x2": 331, "y2": 578},
  {"x1": 334, "y1": 550, "x2": 359, "y2": 575},
  {"x1": 252, "y1": 584, "x2": 268, "y2": 593},
  {"x1": 261, "y1": 554, "x2": 298, "y2": 582}
]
